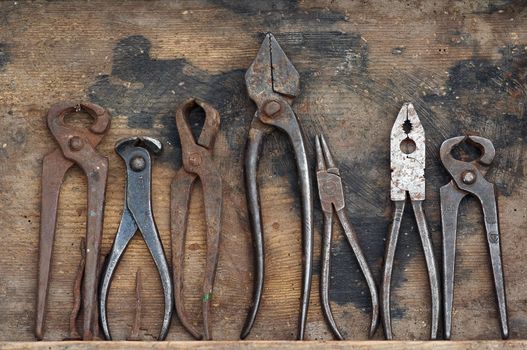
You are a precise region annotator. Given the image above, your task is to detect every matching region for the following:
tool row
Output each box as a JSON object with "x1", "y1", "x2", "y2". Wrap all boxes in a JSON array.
[{"x1": 36, "y1": 33, "x2": 507, "y2": 341}]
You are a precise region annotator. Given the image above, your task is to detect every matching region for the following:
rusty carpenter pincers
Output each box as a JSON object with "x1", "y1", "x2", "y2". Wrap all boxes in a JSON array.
[
  {"x1": 381, "y1": 103, "x2": 439, "y2": 340},
  {"x1": 440, "y1": 136, "x2": 508, "y2": 340},
  {"x1": 37, "y1": 102, "x2": 110, "y2": 340},
  {"x1": 171, "y1": 98, "x2": 222, "y2": 340},
  {"x1": 315, "y1": 135, "x2": 380, "y2": 340},
  {"x1": 241, "y1": 33, "x2": 314, "y2": 340},
  {"x1": 99, "y1": 137, "x2": 173, "y2": 341}
]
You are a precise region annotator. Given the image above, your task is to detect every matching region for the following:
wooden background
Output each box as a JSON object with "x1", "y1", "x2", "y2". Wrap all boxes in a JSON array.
[{"x1": 0, "y1": 0, "x2": 526, "y2": 343}]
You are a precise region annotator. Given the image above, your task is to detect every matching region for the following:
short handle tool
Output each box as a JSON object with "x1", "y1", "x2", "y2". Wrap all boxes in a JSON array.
[
  {"x1": 99, "y1": 137, "x2": 173, "y2": 341},
  {"x1": 171, "y1": 98, "x2": 222, "y2": 340},
  {"x1": 37, "y1": 101, "x2": 110, "y2": 340},
  {"x1": 315, "y1": 135, "x2": 380, "y2": 340},
  {"x1": 440, "y1": 135, "x2": 508, "y2": 340},
  {"x1": 381, "y1": 102, "x2": 439, "y2": 340},
  {"x1": 241, "y1": 33, "x2": 314, "y2": 340}
]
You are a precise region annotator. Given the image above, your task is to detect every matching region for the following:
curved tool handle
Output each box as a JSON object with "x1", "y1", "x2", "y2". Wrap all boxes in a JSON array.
[
  {"x1": 381, "y1": 200, "x2": 405, "y2": 340},
  {"x1": 36, "y1": 150, "x2": 74, "y2": 340},
  {"x1": 263, "y1": 103, "x2": 314, "y2": 340},
  {"x1": 200, "y1": 173, "x2": 223, "y2": 340},
  {"x1": 99, "y1": 206, "x2": 138, "y2": 340},
  {"x1": 171, "y1": 170, "x2": 203, "y2": 340},
  {"x1": 240, "y1": 119, "x2": 267, "y2": 340},
  {"x1": 479, "y1": 185, "x2": 509, "y2": 339},
  {"x1": 440, "y1": 181, "x2": 466, "y2": 340},
  {"x1": 336, "y1": 209, "x2": 380, "y2": 338},
  {"x1": 125, "y1": 145, "x2": 173, "y2": 341},
  {"x1": 319, "y1": 212, "x2": 344, "y2": 340},
  {"x1": 411, "y1": 200, "x2": 439, "y2": 340}
]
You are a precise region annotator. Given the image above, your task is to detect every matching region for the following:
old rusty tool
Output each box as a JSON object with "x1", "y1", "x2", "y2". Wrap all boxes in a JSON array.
[
  {"x1": 99, "y1": 137, "x2": 173, "y2": 341},
  {"x1": 440, "y1": 135, "x2": 508, "y2": 340},
  {"x1": 381, "y1": 102, "x2": 439, "y2": 340},
  {"x1": 241, "y1": 33, "x2": 314, "y2": 340},
  {"x1": 315, "y1": 135, "x2": 380, "y2": 340},
  {"x1": 171, "y1": 98, "x2": 222, "y2": 340},
  {"x1": 37, "y1": 101, "x2": 110, "y2": 340}
]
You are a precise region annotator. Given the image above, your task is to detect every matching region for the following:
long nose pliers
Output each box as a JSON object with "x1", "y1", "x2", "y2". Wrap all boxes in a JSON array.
[
  {"x1": 381, "y1": 102, "x2": 440, "y2": 340},
  {"x1": 99, "y1": 137, "x2": 173, "y2": 341},
  {"x1": 241, "y1": 33, "x2": 314, "y2": 340},
  {"x1": 315, "y1": 135, "x2": 380, "y2": 340},
  {"x1": 440, "y1": 136, "x2": 508, "y2": 339}
]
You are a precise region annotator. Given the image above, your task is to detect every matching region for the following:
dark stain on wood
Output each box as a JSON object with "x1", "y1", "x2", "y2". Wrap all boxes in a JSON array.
[{"x1": 0, "y1": 43, "x2": 9, "y2": 70}]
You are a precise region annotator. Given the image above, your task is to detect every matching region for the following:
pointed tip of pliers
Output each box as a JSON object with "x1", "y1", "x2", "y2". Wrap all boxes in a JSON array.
[{"x1": 316, "y1": 134, "x2": 339, "y2": 175}]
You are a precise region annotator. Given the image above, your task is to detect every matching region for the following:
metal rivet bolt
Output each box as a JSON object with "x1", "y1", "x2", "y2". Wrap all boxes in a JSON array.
[
  {"x1": 130, "y1": 156, "x2": 146, "y2": 172},
  {"x1": 189, "y1": 153, "x2": 202, "y2": 167},
  {"x1": 461, "y1": 170, "x2": 476, "y2": 185},
  {"x1": 263, "y1": 100, "x2": 281, "y2": 116},
  {"x1": 69, "y1": 136, "x2": 84, "y2": 151}
]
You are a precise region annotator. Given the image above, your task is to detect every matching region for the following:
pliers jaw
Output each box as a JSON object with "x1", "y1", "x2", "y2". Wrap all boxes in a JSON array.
[
  {"x1": 315, "y1": 135, "x2": 345, "y2": 213},
  {"x1": 390, "y1": 102, "x2": 425, "y2": 202}
]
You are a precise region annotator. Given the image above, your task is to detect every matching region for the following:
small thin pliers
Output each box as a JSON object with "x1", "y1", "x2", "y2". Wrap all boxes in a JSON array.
[
  {"x1": 99, "y1": 137, "x2": 173, "y2": 341},
  {"x1": 440, "y1": 135, "x2": 508, "y2": 339},
  {"x1": 315, "y1": 135, "x2": 380, "y2": 340},
  {"x1": 381, "y1": 102, "x2": 439, "y2": 340},
  {"x1": 241, "y1": 33, "x2": 314, "y2": 340},
  {"x1": 37, "y1": 101, "x2": 111, "y2": 340},
  {"x1": 171, "y1": 98, "x2": 222, "y2": 340}
]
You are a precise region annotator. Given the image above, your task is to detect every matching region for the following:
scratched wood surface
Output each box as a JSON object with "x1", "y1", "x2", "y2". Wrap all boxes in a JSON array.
[{"x1": 0, "y1": 0, "x2": 526, "y2": 345}]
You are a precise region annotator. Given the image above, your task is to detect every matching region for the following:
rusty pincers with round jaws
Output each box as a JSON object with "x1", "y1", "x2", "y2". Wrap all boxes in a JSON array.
[
  {"x1": 37, "y1": 101, "x2": 111, "y2": 340},
  {"x1": 440, "y1": 135, "x2": 508, "y2": 340}
]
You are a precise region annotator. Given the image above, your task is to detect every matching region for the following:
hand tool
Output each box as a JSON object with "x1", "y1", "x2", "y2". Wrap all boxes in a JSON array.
[
  {"x1": 171, "y1": 98, "x2": 222, "y2": 340},
  {"x1": 381, "y1": 102, "x2": 439, "y2": 340},
  {"x1": 440, "y1": 135, "x2": 508, "y2": 339},
  {"x1": 315, "y1": 135, "x2": 380, "y2": 340},
  {"x1": 37, "y1": 101, "x2": 111, "y2": 340},
  {"x1": 241, "y1": 33, "x2": 314, "y2": 340},
  {"x1": 99, "y1": 136, "x2": 173, "y2": 341}
]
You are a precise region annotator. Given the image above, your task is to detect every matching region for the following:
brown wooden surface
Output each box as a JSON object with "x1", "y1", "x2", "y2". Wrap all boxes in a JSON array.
[{"x1": 0, "y1": 0, "x2": 526, "y2": 345}]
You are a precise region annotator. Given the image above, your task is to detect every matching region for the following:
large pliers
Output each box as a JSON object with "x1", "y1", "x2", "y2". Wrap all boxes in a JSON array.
[
  {"x1": 440, "y1": 136, "x2": 509, "y2": 339},
  {"x1": 37, "y1": 102, "x2": 111, "y2": 340},
  {"x1": 99, "y1": 137, "x2": 173, "y2": 340},
  {"x1": 241, "y1": 33, "x2": 314, "y2": 340},
  {"x1": 381, "y1": 103, "x2": 440, "y2": 340},
  {"x1": 171, "y1": 98, "x2": 222, "y2": 340}
]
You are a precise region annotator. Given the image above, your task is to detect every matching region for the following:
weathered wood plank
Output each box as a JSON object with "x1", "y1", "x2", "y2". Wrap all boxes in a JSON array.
[{"x1": 0, "y1": 0, "x2": 526, "y2": 343}]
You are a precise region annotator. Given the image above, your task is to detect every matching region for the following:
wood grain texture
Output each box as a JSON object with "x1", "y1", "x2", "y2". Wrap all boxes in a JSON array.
[{"x1": 0, "y1": 0, "x2": 526, "y2": 344}]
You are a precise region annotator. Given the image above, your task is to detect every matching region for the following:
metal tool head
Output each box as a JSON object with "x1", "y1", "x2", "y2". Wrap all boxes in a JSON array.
[
  {"x1": 115, "y1": 136, "x2": 162, "y2": 157},
  {"x1": 245, "y1": 33, "x2": 300, "y2": 107},
  {"x1": 390, "y1": 102, "x2": 426, "y2": 201},
  {"x1": 440, "y1": 135, "x2": 495, "y2": 192},
  {"x1": 316, "y1": 135, "x2": 345, "y2": 213}
]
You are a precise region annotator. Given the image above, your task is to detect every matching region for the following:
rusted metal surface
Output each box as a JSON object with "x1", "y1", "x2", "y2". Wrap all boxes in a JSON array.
[
  {"x1": 171, "y1": 98, "x2": 222, "y2": 341},
  {"x1": 128, "y1": 269, "x2": 143, "y2": 341},
  {"x1": 99, "y1": 137, "x2": 173, "y2": 341},
  {"x1": 37, "y1": 101, "x2": 111, "y2": 341},
  {"x1": 381, "y1": 103, "x2": 439, "y2": 340},
  {"x1": 440, "y1": 136, "x2": 508, "y2": 340},
  {"x1": 315, "y1": 135, "x2": 379, "y2": 340},
  {"x1": 67, "y1": 238, "x2": 86, "y2": 340},
  {"x1": 241, "y1": 33, "x2": 314, "y2": 340}
]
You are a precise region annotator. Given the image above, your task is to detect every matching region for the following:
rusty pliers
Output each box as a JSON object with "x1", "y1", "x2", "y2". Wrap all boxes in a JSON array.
[
  {"x1": 440, "y1": 136, "x2": 508, "y2": 339},
  {"x1": 381, "y1": 103, "x2": 439, "y2": 340},
  {"x1": 171, "y1": 98, "x2": 222, "y2": 340},
  {"x1": 37, "y1": 102, "x2": 110, "y2": 340},
  {"x1": 315, "y1": 135, "x2": 379, "y2": 340},
  {"x1": 99, "y1": 137, "x2": 173, "y2": 340},
  {"x1": 241, "y1": 33, "x2": 314, "y2": 340}
]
